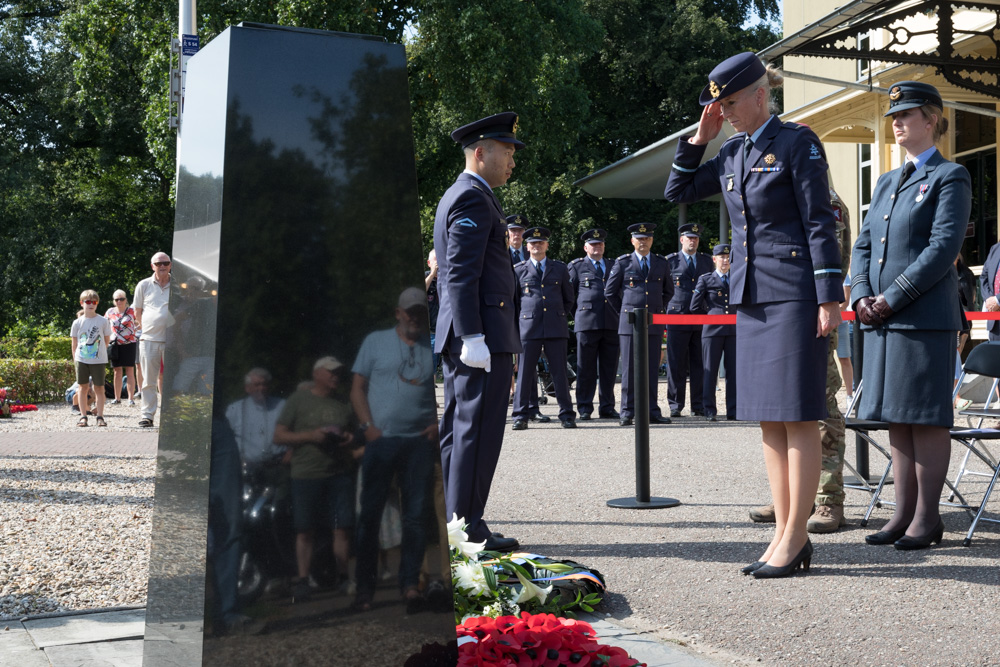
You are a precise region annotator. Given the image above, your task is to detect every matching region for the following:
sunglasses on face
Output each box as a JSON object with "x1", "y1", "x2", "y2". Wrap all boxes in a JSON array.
[
  {"x1": 114, "y1": 297, "x2": 126, "y2": 302},
  {"x1": 83, "y1": 300, "x2": 97, "y2": 305},
  {"x1": 154, "y1": 261, "x2": 171, "y2": 267}
]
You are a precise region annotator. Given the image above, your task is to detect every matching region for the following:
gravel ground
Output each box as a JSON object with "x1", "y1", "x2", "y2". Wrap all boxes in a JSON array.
[
  {"x1": 484, "y1": 380, "x2": 1000, "y2": 667},
  {"x1": 0, "y1": 399, "x2": 160, "y2": 433},
  {"x1": 0, "y1": 403, "x2": 155, "y2": 619}
]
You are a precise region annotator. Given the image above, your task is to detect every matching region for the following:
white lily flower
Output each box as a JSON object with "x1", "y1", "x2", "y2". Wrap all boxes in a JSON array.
[
  {"x1": 514, "y1": 569, "x2": 552, "y2": 605},
  {"x1": 454, "y1": 561, "x2": 490, "y2": 595},
  {"x1": 447, "y1": 513, "x2": 486, "y2": 560}
]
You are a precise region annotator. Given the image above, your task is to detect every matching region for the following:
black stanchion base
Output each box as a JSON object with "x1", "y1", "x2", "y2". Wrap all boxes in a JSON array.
[{"x1": 606, "y1": 496, "x2": 682, "y2": 509}]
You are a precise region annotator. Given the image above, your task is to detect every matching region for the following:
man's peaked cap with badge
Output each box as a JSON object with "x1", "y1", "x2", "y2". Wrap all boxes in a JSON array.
[
  {"x1": 628, "y1": 223, "x2": 656, "y2": 238},
  {"x1": 679, "y1": 223, "x2": 701, "y2": 238},
  {"x1": 451, "y1": 112, "x2": 525, "y2": 150},
  {"x1": 581, "y1": 228, "x2": 608, "y2": 244},
  {"x1": 884, "y1": 81, "x2": 943, "y2": 117},
  {"x1": 525, "y1": 227, "x2": 550, "y2": 243},
  {"x1": 713, "y1": 243, "x2": 732, "y2": 256},
  {"x1": 699, "y1": 52, "x2": 766, "y2": 106},
  {"x1": 506, "y1": 214, "x2": 528, "y2": 229}
]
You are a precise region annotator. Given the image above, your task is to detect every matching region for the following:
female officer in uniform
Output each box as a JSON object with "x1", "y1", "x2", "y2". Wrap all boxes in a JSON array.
[
  {"x1": 852, "y1": 81, "x2": 971, "y2": 550},
  {"x1": 665, "y1": 53, "x2": 843, "y2": 578}
]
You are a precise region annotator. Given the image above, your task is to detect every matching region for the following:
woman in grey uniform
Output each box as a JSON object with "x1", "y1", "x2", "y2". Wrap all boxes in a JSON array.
[
  {"x1": 665, "y1": 52, "x2": 843, "y2": 579},
  {"x1": 852, "y1": 81, "x2": 971, "y2": 550}
]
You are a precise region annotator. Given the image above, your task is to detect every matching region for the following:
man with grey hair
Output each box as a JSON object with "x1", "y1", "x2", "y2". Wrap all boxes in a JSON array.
[
  {"x1": 134, "y1": 251, "x2": 172, "y2": 427},
  {"x1": 225, "y1": 368, "x2": 287, "y2": 466}
]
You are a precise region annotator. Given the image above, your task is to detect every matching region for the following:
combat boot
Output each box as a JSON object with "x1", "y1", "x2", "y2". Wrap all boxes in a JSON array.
[
  {"x1": 748, "y1": 504, "x2": 775, "y2": 523},
  {"x1": 807, "y1": 504, "x2": 846, "y2": 533}
]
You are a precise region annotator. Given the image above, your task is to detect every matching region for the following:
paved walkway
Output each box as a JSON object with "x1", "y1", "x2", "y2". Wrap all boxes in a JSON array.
[{"x1": 0, "y1": 432, "x2": 158, "y2": 457}]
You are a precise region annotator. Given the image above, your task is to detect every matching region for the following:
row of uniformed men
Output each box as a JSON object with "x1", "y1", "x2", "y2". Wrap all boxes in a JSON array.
[{"x1": 505, "y1": 217, "x2": 737, "y2": 429}]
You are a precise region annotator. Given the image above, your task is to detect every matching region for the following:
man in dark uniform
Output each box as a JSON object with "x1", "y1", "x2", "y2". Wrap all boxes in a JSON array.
[
  {"x1": 605, "y1": 223, "x2": 674, "y2": 427},
  {"x1": 980, "y1": 240, "x2": 1000, "y2": 341},
  {"x1": 511, "y1": 227, "x2": 577, "y2": 429},
  {"x1": 569, "y1": 229, "x2": 620, "y2": 420},
  {"x1": 507, "y1": 215, "x2": 529, "y2": 265},
  {"x1": 665, "y1": 222, "x2": 714, "y2": 417},
  {"x1": 434, "y1": 112, "x2": 523, "y2": 552},
  {"x1": 690, "y1": 243, "x2": 736, "y2": 421},
  {"x1": 507, "y1": 214, "x2": 549, "y2": 422}
]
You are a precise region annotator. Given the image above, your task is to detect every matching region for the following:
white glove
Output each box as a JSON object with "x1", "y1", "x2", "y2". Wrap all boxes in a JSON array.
[{"x1": 460, "y1": 335, "x2": 491, "y2": 373}]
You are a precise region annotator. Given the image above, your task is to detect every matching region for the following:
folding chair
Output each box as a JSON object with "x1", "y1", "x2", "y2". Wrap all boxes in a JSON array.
[
  {"x1": 948, "y1": 342, "x2": 1000, "y2": 545},
  {"x1": 842, "y1": 380, "x2": 894, "y2": 526}
]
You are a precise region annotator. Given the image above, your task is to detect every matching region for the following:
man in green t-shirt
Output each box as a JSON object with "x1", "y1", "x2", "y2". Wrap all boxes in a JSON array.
[{"x1": 274, "y1": 356, "x2": 359, "y2": 602}]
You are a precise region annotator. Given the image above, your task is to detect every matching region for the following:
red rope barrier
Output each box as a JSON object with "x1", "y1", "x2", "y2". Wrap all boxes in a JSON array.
[{"x1": 650, "y1": 311, "x2": 1000, "y2": 325}]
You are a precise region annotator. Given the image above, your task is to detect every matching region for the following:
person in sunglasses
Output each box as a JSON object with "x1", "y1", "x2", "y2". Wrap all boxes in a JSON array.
[
  {"x1": 71, "y1": 290, "x2": 112, "y2": 427},
  {"x1": 134, "y1": 252, "x2": 172, "y2": 427},
  {"x1": 105, "y1": 289, "x2": 138, "y2": 405}
]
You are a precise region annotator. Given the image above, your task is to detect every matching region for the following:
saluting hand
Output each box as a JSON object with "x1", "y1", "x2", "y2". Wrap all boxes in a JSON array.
[
  {"x1": 817, "y1": 302, "x2": 841, "y2": 338},
  {"x1": 690, "y1": 101, "x2": 724, "y2": 146}
]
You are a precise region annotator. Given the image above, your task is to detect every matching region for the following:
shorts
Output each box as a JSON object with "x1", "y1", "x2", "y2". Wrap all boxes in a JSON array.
[
  {"x1": 291, "y1": 473, "x2": 356, "y2": 533},
  {"x1": 835, "y1": 320, "x2": 852, "y2": 358},
  {"x1": 110, "y1": 342, "x2": 137, "y2": 368},
  {"x1": 76, "y1": 362, "x2": 107, "y2": 386}
]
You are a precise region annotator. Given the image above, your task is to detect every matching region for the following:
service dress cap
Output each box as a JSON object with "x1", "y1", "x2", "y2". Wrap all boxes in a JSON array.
[
  {"x1": 627, "y1": 223, "x2": 656, "y2": 238},
  {"x1": 451, "y1": 112, "x2": 526, "y2": 150},
  {"x1": 884, "y1": 81, "x2": 943, "y2": 117},
  {"x1": 524, "y1": 227, "x2": 550, "y2": 243},
  {"x1": 581, "y1": 228, "x2": 608, "y2": 244},
  {"x1": 679, "y1": 223, "x2": 701, "y2": 238},
  {"x1": 713, "y1": 243, "x2": 732, "y2": 256},
  {"x1": 699, "y1": 52, "x2": 766, "y2": 106},
  {"x1": 506, "y1": 214, "x2": 528, "y2": 229}
]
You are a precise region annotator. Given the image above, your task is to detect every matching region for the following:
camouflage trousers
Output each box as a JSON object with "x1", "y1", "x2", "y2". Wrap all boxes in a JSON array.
[{"x1": 817, "y1": 328, "x2": 845, "y2": 506}]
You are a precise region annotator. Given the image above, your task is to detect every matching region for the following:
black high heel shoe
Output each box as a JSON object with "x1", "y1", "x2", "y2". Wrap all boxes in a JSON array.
[
  {"x1": 865, "y1": 526, "x2": 907, "y2": 545},
  {"x1": 740, "y1": 561, "x2": 765, "y2": 575},
  {"x1": 751, "y1": 539, "x2": 813, "y2": 579},
  {"x1": 894, "y1": 519, "x2": 944, "y2": 550}
]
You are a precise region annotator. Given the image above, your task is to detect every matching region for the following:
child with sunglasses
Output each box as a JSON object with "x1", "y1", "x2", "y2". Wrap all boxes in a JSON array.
[{"x1": 70, "y1": 290, "x2": 112, "y2": 427}]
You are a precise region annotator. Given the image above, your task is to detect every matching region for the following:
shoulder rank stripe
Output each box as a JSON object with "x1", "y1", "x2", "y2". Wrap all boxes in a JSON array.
[
  {"x1": 813, "y1": 268, "x2": 841, "y2": 276},
  {"x1": 671, "y1": 162, "x2": 697, "y2": 173},
  {"x1": 852, "y1": 274, "x2": 870, "y2": 287},
  {"x1": 455, "y1": 217, "x2": 477, "y2": 228},
  {"x1": 749, "y1": 167, "x2": 782, "y2": 172}
]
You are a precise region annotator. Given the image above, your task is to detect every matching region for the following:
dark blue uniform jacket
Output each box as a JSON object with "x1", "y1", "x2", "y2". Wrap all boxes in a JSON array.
[
  {"x1": 514, "y1": 259, "x2": 574, "y2": 340},
  {"x1": 604, "y1": 253, "x2": 674, "y2": 336},
  {"x1": 690, "y1": 272, "x2": 736, "y2": 338},
  {"x1": 666, "y1": 252, "x2": 714, "y2": 331},
  {"x1": 569, "y1": 257, "x2": 618, "y2": 331}
]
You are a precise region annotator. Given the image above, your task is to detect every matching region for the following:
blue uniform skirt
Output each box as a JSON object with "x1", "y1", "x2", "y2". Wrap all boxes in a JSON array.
[
  {"x1": 736, "y1": 301, "x2": 827, "y2": 422},
  {"x1": 858, "y1": 327, "x2": 954, "y2": 427}
]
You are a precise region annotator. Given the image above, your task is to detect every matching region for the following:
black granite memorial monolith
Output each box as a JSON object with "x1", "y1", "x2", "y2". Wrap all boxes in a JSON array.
[{"x1": 142, "y1": 23, "x2": 456, "y2": 666}]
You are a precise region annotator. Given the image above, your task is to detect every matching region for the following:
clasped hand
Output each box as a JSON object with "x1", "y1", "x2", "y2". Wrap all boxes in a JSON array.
[{"x1": 856, "y1": 294, "x2": 894, "y2": 327}]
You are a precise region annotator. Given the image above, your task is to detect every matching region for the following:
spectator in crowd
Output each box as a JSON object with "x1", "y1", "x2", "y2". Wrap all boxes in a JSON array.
[
  {"x1": 134, "y1": 252, "x2": 172, "y2": 427},
  {"x1": 71, "y1": 290, "x2": 112, "y2": 427},
  {"x1": 225, "y1": 368, "x2": 287, "y2": 467},
  {"x1": 425, "y1": 249, "x2": 441, "y2": 374},
  {"x1": 980, "y1": 241, "x2": 1000, "y2": 341},
  {"x1": 351, "y1": 287, "x2": 439, "y2": 612},
  {"x1": 273, "y1": 356, "x2": 360, "y2": 603},
  {"x1": 105, "y1": 289, "x2": 139, "y2": 406}
]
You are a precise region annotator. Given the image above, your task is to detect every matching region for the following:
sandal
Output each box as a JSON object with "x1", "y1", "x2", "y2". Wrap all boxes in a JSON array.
[
  {"x1": 96, "y1": 416, "x2": 107, "y2": 427},
  {"x1": 77, "y1": 416, "x2": 88, "y2": 427}
]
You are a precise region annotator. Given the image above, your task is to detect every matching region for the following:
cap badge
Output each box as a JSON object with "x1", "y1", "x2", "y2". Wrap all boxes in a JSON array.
[
  {"x1": 764, "y1": 153, "x2": 776, "y2": 165},
  {"x1": 889, "y1": 86, "x2": 902, "y2": 101},
  {"x1": 512, "y1": 117, "x2": 519, "y2": 135},
  {"x1": 709, "y1": 80, "x2": 721, "y2": 98},
  {"x1": 638, "y1": 224, "x2": 647, "y2": 233},
  {"x1": 692, "y1": 225, "x2": 699, "y2": 234},
  {"x1": 592, "y1": 230, "x2": 600, "y2": 238}
]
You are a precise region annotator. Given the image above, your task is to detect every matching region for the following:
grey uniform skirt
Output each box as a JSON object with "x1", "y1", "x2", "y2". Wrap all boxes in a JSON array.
[
  {"x1": 736, "y1": 301, "x2": 827, "y2": 422},
  {"x1": 857, "y1": 327, "x2": 954, "y2": 427}
]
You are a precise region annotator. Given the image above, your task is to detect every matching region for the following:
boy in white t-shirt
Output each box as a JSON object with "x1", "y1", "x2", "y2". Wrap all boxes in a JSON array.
[{"x1": 70, "y1": 290, "x2": 112, "y2": 427}]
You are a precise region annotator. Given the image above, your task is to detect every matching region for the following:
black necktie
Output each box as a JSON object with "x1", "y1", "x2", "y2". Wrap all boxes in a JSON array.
[
  {"x1": 535, "y1": 261, "x2": 543, "y2": 279},
  {"x1": 898, "y1": 161, "x2": 916, "y2": 191},
  {"x1": 512, "y1": 249, "x2": 520, "y2": 262},
  {"x1": 743, "y1": 136, "x2": 753, "y2": 164},
  {"x1": 722, "y1": 274, "x2": 729, "y2": 288},
  {"x1": 640, "y1": 257, "x2": 649, "y2": 278},
  {"x1": 595, "y1": 261, "x2": 604, "y2": 279}
]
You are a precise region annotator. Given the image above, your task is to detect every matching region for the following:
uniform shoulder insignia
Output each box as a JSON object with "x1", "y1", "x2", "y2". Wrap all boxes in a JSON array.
[
  {"x1": 617, "y1": 254, "x2": 630, "y2": 261},
  {"x1": 514, "y1": 259, "x2": 528, "y2": 267},
  {"x1": 569, "y1": 257, "x2": 583, "y2": 265},
  {"x1": 781, "y1": 121, "x2": 804, "y2": 130},
  {"x1": 665, "y1": 252, "x2": 677, "y2": 259},
  {"x1": 722, "y1": 134, "x2": 744, "y2": 147},
  {"x1": 551, "y1": 259, "x2": 567, "y2": 267}
]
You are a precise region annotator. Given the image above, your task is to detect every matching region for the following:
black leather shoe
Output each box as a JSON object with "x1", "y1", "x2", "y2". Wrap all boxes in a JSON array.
[
  {"x1": 650, "y1": 415, "x2": 673, "y2": 424},
  {"x1": 751, "y1": 539, "x2": 813, "y2": 579},
  {"x1": 529, "y1": 412, "x2": 551, "y2": 423},
  {"x1": 727, "y1": 416, "x2": 738, "y2": 421},
  {"x1": 599, "y1": 409, "x2": 621, "y2": 419},
  {"x1": 578, "y1": 412, "x2": 592, "y2": 421},
  {"x1": 483, "y1": 535, "x2": 519, "y2": 552},
  {"x1": 740, "y1": 561, "x2": 765, "y2": 575},
  {"x1": 670, "y1": 410, "x2": 682, "y2": 418},
  {"x1": 692, "y1": 409, "x2": 706, "y2": 417},
  {"x1": 561, "y1": 419, "x2": 577, "y2": 429},
  {"x1": 619, "y1": 417, "x2": 633, "y2": 427},
  {"x1": 865, "y1": 526, "x2": 907, "y2": 545},
  {"x1": 511, "y1": 419, "x2": 528, "y2": 431},
  {"x1": 894, "y1": 519, "x2": 944, "y2": 550}
]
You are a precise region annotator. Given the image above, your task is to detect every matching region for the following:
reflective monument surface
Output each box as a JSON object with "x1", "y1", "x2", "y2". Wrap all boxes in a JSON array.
[{"x1": 143, "y1": 24, "x2": 456, "y2": 666}]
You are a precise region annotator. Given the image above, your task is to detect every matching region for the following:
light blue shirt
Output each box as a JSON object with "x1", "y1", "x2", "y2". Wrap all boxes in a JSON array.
[
  {"x1": 463, "y1": 169, "x2": 492, "y2": 191},
  {"x1": 531, "y1": 258, "x2": 546, "y2": 274},
  {"x1": 748, "y1": 116, "x2": 775, "y2": 145},
  {"x1": 591, "y1": 259, "x2": 605, "y2": 274},
  {"x1": 906, "y1": 146, "x2": 938, "y2": 172},
  {"x1": 352, "y1": 328, "x2": 436, "y2": 437}
]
